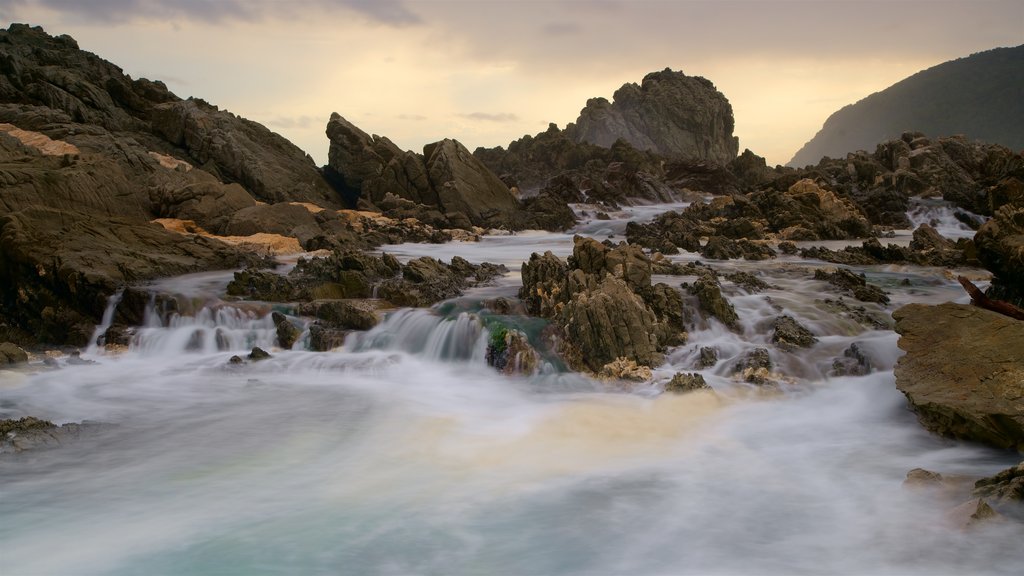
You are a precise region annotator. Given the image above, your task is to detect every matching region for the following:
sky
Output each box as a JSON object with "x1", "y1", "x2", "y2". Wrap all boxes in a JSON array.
[{"x1": 1, "y1": 0, "x2": 1021, "y2": 166}]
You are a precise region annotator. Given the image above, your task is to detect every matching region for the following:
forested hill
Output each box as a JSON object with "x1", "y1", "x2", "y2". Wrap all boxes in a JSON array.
[{"x1": 789, "y1": 45, "x2": 1024, "y2": 167}]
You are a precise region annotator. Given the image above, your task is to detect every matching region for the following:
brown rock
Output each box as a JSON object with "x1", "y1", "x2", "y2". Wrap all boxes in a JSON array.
[{"x1": 894, "y1": 303, "x2": 1024, "y2": 451}]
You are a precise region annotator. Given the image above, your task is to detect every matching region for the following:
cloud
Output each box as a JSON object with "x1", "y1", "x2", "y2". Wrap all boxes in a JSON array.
[
  {"x1": 397, "y1": 113, "x2": 428, "y2": 121},
  {"x1": 459, "y1": 112, "x2": 521, "y2": 123},
  {"x1": 265, "y1": 115, "x2": 321, "y2": 130},
  {"x1": 4, "y1": 0, "x2": 421, "y2": 25}
]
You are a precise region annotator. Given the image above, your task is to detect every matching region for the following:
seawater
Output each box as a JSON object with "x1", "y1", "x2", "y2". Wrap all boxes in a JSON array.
[{"x1": 1, "y1": 202, "x2": 1021, "y2": 575}]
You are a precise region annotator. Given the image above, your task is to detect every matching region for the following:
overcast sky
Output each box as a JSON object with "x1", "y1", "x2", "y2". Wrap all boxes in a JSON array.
[{"x1": 2, "y1": 0, "x2": 1021, "y2": 166}]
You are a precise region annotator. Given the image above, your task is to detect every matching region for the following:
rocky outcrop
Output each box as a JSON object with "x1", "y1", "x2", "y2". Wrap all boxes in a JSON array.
[
  {"x1": 0, "y1": 24, "x2": 336, "y2": 208},
  {"x1": 894, "y1": 303, "x2": 1024, "y2": 452},
  {"x1": 519, "y1": 236, "x2": 688, "y2": 374},
  {"x1": 0, "y1": 341, "x2": 28, "y2": 364},
  {"x1": 227, "y1": 250, "x2": 506, "y2": 310},
  {"x1": 975, "y1": 201, "x2": 1024, "y2": 306},
  {"x1": 771, "y1": 316, "x2": 818, "y2": 351},
  {"x1": 327, "y1": 114, "x2": 522, "y2": 229},
  {"x1": 567, "y1": 68, "x2": 739, "y2": 163},
  {"x1": 665, "y1": 372, "x2": 710, "y2": 393},
  {"x1": 0, "y1": 25, "x2": 366, "y2": 345},
  {"x1": 687, "y1": 271, "x2": 739, "y2": 329},
  {"x1": 789, "y1": 132, "x2": 1023, "y2": 221},
  {"x1": 973, "y1": 461, "x2": 1024, "y2": 504},
  {"x1": 626, "y1": 179, "x2": 871, "y2": 256}
]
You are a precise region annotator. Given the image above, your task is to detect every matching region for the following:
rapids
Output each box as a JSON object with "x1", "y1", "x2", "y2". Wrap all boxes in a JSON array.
[{"x1": 1, "y1": 202, "x2": 1021, "y2": 575}]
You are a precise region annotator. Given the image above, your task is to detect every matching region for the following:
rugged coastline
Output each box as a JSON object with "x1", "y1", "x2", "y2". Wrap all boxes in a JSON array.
[{"x1": 2, "y1": 23, "x2": 1023, "y2": 569}]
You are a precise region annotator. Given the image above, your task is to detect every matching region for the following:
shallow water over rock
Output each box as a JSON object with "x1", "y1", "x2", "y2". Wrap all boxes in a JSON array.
[{"x1": 2, "y1": 203, "x2": 1021, "y2": 575}]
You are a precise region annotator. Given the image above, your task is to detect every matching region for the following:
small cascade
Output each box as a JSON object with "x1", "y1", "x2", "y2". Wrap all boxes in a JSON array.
[
  {"x1": 84, "y1": 288, "x2": 124, "y2": 355},
  {"x1": 348, "y1": 308, "x2": 488, "y2": 362},
  {"x1": 130, "y1": 304, "x2": 278, "y2": 355},
  {"x1": 906, "y1": 198, "x2": 982, "y2": 239}
]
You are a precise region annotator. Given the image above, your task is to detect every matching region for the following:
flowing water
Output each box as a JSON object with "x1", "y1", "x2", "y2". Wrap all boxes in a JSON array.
[{"x1": 1, "y1": 203, "x2": 1021, "y2": 575}]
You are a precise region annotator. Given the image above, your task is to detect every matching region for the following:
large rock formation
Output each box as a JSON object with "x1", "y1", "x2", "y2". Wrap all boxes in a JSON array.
[
  {"x1": 893, "y1": 303, "x2": 1024, "y2": 452},
  {"x1": 790, "y1": 45, "x2": 1024, "y2": 167},
  {"x1": 519, "y1": 236, "x2": 688, "y2": 374},
  {"x1": 566, "y1": 68, "x2": 739, "y2": 164},
  {"x1": 326, "y1": 113, "x2": 524, "y2": 229},
  {"x1": 0, "y1": 24, "x2": 366, "y2": 345}
]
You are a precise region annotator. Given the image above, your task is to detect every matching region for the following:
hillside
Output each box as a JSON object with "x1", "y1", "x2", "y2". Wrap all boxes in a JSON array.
[{"x1": 789, "y1": 45, "x2": 1024, "y2": 167}]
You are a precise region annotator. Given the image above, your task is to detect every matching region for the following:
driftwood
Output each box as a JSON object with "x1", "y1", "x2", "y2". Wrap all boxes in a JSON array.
[{"x1": 957, "y1": 276, "x2": 1024, "y2": 321}]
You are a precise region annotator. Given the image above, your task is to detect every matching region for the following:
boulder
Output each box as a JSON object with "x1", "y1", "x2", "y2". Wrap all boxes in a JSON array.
[
  {"x1": 0, "y1": 341, "x2": 29, "y2": 364},
  {"x1": 665, "y1": 372, "x2": 710, "y2": 393},
  {"x1": 733, "y1": 347, "x2": 774, "y2": 385},
  {"x1": 688, "y1": 271, "x2": 739, "y2": 329},
  {"x1": 561, "y1": 275, "x2": 663, "y2": 373},
  {"x1": 975, "y1": 202, "x2": 1024, "y2": 306},
  {"x1": 568, "y1": 68, "x2": 739, "y2": 164},
  {"x1": 485, "y1": 326, "x2": 540, "y2": 376},
  {"x1": 771, "y1": 316, "x2": 818, "y2": 351},
  {"x1": 271, "y1": 312, "x2": 300, "y2": 349},
  {"x1": 830, "y1": 342, "x2": 873, "y2": 376},
  {"x1": 424, "y1": 138, "x2": 521, "y2": 228},
  {"x1": 296, "y1": 300, "x2": 379, "y2": 331},
  {"x1": 893, "y1": 303, "x2": 1024, "y2": 451},
  {"x1": 972, "y1": 461, "x2": 1024, "y2": 504}
]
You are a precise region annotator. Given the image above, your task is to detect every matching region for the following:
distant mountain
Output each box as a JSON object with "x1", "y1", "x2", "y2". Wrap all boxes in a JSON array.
[{"x1": 789, "y1": 45, "x2": 1024, "y2": 167}]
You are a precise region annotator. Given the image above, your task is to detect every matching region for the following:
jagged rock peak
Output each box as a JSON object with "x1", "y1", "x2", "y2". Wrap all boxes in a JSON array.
[{"x1": 567, "y1": 68, "x2": 739, "y2": 164}]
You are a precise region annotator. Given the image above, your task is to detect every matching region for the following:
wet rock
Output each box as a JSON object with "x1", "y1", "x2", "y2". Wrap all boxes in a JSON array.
[
  {"x1": 946, "y1": 498, "x2": 1004, "y2": 529},
  {"x1": 248, "y1": 347, "x2": 271, "y2": 361},
  {"x1": 520, "y1": 251, "x2": 570, "y2": 318},
  {"x1": 228, "y1": 355, "x2": 243, "y2": 364},
  {"x1": 973, "y1": 461, "x2": 1024, "y2": 504},
  {"x1": 597, "y1": 357, "x2": 653, "y2": 382},
  {"x1": 665, "y1": 372, "x2": 710, "y2": 393},
  {"x1": 688, "y1": 271, "x2": 739, "y2": 329},
  {"x1": 272, "y1": 312, "x2": 300, "y2": 349},
  {"x1": 697, "y1": 346, "x2": 719, "y2": 368},
  {"x1": 830, "y1": 342, "x2": 873, "y2": 376},
  {"x1": 639, "y1": 283, "x2": 688, "y2": 345},
  {"x1": 733, "y1": 348, "x2": 774, "y2": 385},
  {"x1": 0, "y1": 417, "x2": 110, "y2": 453},
  {"x1": 724, "y1": 271, "x2": 770, "y2": 292},
  {"x1": 226, "y1": 269, "x2": 297, "y2": 302},
  {"x1": 894, "y1": 303, "x2": 1024, "y2": 451},
  {"x1": 485, "y1": 326, "x2": 540, "y2": 376},
  {"x1": 0, "y1": 342, "x2": 29, "y2": 364},
  {"x1": 820, "y1": 298, "x2": 891, "y2": 330},
  {"x1": 307, "y1": 324, "x2": 348, "y2": 352},
  {"x1": 625, "y1": 211, "x2": 701, "y2": 254},
  {"x1": 700, "y1": 236, "x2": 777, "y2": 261},
  {"x1": 777, "y1": 241, "x2": 798, "y2": 255},
  {"x1": 562, "y1": 276, "x2": 663, "y2": 373},
  {"x1": 813, "y1": 268, "x2": 889, "y2": 304},
  {"x1": 771, "y1": 315, "x2": 818, "y2": 352},
  {"x1": 296, "y1": 300, "x2": 378, "y2": 331},
  {"x1": 904, "y1": 468, "x2": 945, "y2": 488}
]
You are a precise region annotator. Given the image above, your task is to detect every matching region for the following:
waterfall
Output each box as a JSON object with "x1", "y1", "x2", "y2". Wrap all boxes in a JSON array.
[
  {"x1": 348, "y1": 308, "x2": 488, "y2": 362},
  {"x1": 129, "y1": 303, "x2": 279, "y2": 355},
  {"x1": 84, "y1": 288, "x2": 124, "y2": 355},
  {"x1": 906, "y1": 198, "x2": 983, "y2": 239}
]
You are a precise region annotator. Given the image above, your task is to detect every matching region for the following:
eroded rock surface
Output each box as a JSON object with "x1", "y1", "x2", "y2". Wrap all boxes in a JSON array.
[{"x1": 894, "y1": 303, "x2": 1024, "y2": 451}]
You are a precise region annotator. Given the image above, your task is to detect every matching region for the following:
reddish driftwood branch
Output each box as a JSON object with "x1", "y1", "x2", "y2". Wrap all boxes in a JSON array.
[{"x1": 957, "y1": 276, "x2": 1024, "y2": 321}]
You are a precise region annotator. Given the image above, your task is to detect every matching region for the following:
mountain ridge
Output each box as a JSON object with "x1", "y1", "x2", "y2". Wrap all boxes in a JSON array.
[{"x1": 789, "y1": 45, "x2": 1024, "y2": 167}]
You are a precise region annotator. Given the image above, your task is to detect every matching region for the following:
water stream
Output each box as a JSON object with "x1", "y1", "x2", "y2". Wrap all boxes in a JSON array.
[{"x1": 1, "y1": 202, "x2": 1021, "y2": 575}]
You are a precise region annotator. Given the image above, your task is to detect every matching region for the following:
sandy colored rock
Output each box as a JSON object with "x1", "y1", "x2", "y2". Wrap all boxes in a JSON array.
[{"x1": 894, "y1": 303, "x2": 1024, "y2": 451}]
